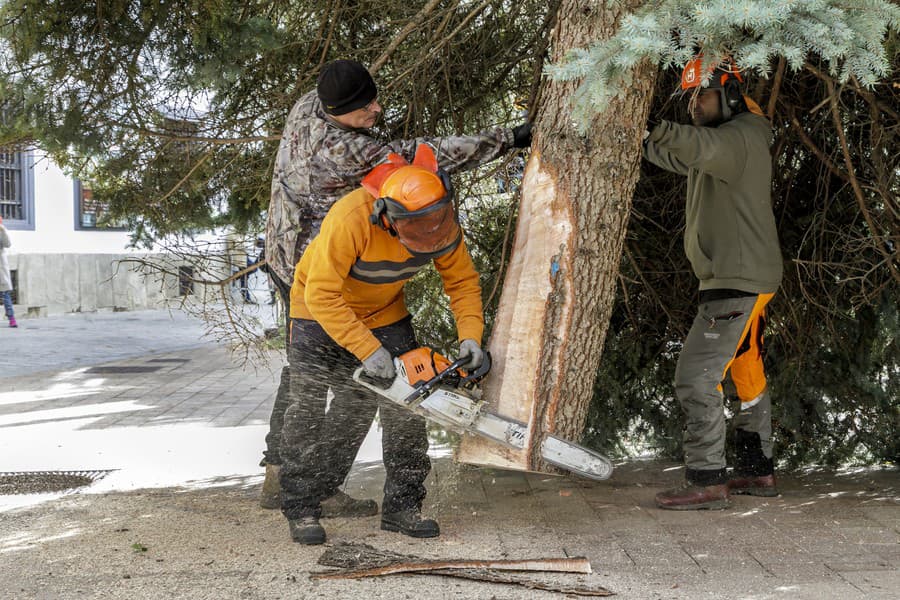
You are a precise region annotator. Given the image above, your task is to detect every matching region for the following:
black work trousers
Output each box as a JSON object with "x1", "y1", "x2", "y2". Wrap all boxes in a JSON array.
[
  {"x1": 261, "y1": 274, "x2": 292, "y2": 466},
  {"x1": 279, "y1": 316, "x2": 430, "y2": 520}
]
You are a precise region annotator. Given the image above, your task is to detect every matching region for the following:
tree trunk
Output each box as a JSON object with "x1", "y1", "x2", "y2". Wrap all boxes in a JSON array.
[{"x1": 458, "y1": 0, "x2": 657, "y2": 473}]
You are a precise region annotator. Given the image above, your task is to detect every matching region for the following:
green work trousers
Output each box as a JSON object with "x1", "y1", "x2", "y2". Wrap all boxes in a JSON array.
[{"x1": 675, "y1": 292, "x2": 774, "y2": 472}]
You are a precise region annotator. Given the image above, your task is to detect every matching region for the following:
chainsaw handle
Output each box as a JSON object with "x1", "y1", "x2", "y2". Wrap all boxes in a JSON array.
[
  {"x1": 355, "y1": 368, "x2": 395, "y2": 390},
  {"x1": 414, "y1": 351, "x2": 492, "y2": 395},
  {"x1": 459, "y1": 351, "x2": 491, "y2": 382}
]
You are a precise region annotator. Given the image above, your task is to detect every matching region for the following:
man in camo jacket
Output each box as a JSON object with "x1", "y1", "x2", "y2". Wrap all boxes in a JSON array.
[{"x1": 260, "y1": 59, "x2": 532, "y2": 515}]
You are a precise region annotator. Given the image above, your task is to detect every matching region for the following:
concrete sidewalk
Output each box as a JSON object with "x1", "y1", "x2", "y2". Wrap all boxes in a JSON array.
[{"x1": 0, "y1": 310, "x2": 897, "y2": 599}]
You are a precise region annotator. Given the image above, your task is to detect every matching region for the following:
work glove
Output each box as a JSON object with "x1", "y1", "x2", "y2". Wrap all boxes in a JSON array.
[
  {"x1": 458, "y1": 339, "x2": 484, "y2": 370},
  {"x1": 362, "y1": 346, "x2": 395, "y2": 380},
  {"x1": 511, "y1": 121, "x2": 533, "y2": 148}
]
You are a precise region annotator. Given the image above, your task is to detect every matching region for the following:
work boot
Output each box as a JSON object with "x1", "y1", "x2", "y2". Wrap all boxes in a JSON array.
[
  {"x1": 731, "y1": 430, "x2": 778, "y2": 496},
  {"x1": 321, "y1": 490, "x2": 379, "y2": 518},
  {"x1": 381, "y1": 509, "x2": 440, "y2": 538},
  {"x1": 259, "y1": 465, "x2": 378, "y2": 516},
  {"x1": 8, "y1": 317, "x2": 17, "y2": 328},
  {"x1": 259, "y1": 464, "x2": 281, "y2": 509},
  {"x1": 289, "y1": 516, "x2": 326, "y2": 545},
  {"x1": 728, "y1": 473, "x2": 778, "y2": 496},
  {"x1": 655, "y1": 483, "x2": 730, "y2": 510},
  {"x1": 655, "y1": 468, "x2": 730, "y2": 510}
]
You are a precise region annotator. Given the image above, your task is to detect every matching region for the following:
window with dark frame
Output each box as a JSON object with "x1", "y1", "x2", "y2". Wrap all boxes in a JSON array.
[
  {"x1": 74, "y1": 179, "x2": 127, "y2": 230},
  {"x1": 0, "y1": 149, "x2": 22, "y2": 220}
]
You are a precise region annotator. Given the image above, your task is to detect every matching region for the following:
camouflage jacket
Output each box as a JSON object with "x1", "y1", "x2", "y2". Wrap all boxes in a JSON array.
[{"x1": 265, "y1": 90, "x2": 516, "y2": 285}]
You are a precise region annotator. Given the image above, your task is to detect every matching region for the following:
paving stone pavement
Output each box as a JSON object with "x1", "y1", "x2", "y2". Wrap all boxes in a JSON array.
[
  {"x1": 0, "y1": 310, "x2": 897, "y2": 599},
  {"x1": 0, "y1": 305, "x2": 278, "y2": 378}
]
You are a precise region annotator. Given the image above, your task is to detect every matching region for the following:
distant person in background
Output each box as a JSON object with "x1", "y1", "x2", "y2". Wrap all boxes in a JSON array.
[
  {"x1": 254, "y1": 236, "x2": 277, "y2": 305},
  {"x1": 0, "y1": 216, "x2": 17, "y2": 328},
  {"x1": 241, "y1": 238, "x2": 260, "y2": 305}
]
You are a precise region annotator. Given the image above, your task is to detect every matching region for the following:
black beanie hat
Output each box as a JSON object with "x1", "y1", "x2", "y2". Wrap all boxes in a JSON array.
[{"x1": 317, "y1": 60, "x2": 378, "y2": 116}]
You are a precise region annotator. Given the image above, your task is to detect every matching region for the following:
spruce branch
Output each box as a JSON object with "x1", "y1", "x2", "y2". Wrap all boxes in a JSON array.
[{"x1": 547, "y1": 0, "x2": 900, "y2": 131}]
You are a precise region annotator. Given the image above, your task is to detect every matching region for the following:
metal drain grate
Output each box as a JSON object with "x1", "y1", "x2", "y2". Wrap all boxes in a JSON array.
[
  {"x1": 0, "y1": 470, "x2": 115, "y2": 495},
  {"x1": 85, "y1": 366, "x2": 163, "y2": 374}
]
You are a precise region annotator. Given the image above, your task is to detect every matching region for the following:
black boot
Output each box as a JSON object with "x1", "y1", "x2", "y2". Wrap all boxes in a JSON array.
[
  {"x1": 731, "y1": 430, "x2": 778, "y2": 496},
  {"x1": 289, "y1": 516, "x2": 326, "y2": 545},
  {"x1": 259, "y1": 465, "x2": 377, "y2": 516},
  {"x1": 381, "y1": 509, "x2": 440, "y2": 538}
]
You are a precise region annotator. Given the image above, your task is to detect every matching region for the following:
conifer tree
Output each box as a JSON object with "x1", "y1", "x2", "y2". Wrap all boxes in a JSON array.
[{"x1": 547, "y1": 0, "x2": 900, "y2": 129}]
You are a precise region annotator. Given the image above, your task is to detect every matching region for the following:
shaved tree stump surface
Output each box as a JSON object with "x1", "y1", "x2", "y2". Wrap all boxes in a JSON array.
[{"x1": 458, "y1": 0, "x2": 657, "y2": 475}]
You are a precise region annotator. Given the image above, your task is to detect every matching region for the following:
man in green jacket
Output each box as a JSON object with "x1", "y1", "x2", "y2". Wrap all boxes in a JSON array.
[{"x1": 643, "y1": 58, "x2": 783, "y2": 510}]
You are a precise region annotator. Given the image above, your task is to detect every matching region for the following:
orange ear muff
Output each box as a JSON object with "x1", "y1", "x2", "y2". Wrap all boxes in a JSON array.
[
  {"x1": 411, "y1": 143, "x2": 438, "y2": 173},
  {"x1": 386, "y1": 152, "x2": 407, "y2": 166},
  {"x1": 362, "y1": 161, "x2": 405, "y2": 197}
]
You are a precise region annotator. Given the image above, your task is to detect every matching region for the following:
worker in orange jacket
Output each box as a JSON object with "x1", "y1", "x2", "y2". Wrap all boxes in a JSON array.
[{"x1": 281, "y1": 145, "x2": 485, "y2": 544}]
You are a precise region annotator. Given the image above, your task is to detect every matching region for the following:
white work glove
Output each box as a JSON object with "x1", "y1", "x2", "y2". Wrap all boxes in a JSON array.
[
  {"x1": 458, "y1": 339, "x2": 484, "y2": 370},
  {"x1": 362, "y1": 346, "x2": 395, "y2": 380}
]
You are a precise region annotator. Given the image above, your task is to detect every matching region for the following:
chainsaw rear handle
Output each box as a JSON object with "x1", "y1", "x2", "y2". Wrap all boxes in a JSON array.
[
  {"x1": 407, "y1": 351, "x2": 492, "y2": 402},
  {"x1": 460, "y1": 351, "x2": 491, "y2": 382},
  {"x1": 356, "y1": 368, "x2": 394, "y2": 390},
  {"x1": 354, "y1": 348, "x2": 493, "y2": 407}
]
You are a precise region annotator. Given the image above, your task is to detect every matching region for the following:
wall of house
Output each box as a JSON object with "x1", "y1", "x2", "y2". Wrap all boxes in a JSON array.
[
  {"x1": 5, "y1": 151, "x2": 233, "y2": 316},
  {"x1": 10, "y1": 150, "x2": 138, "y2": 254}
]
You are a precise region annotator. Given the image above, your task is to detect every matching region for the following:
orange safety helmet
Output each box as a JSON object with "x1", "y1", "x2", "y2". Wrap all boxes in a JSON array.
[
  {"x1": 679, "y1": 56, "x2": 745, "y2": 119},
  {"x1": 362, "y1": 145, "x2": 462, "y2": 257}
]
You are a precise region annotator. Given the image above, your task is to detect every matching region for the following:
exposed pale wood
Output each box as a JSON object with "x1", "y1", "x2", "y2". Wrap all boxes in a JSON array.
[{"x1": 459, "y1": 0, "x2": 657, "y2": 474}]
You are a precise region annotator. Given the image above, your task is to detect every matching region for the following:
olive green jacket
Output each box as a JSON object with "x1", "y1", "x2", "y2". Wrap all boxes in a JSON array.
[{"x1": 644, "y1": 112, "x2": 782, "y2": 294}]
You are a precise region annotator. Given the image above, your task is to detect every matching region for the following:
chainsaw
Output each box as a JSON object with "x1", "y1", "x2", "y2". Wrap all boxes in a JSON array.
[{"x1": 352, "y1": 347, "x2": 613, "y2": 481}]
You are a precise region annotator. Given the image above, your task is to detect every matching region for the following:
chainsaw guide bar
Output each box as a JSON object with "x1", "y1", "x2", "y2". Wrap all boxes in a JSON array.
[{"x1": 352, "y1": 348, "x2": 613, "y2": 481}]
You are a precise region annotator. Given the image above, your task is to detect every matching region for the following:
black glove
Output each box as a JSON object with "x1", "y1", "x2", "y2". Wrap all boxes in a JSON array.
[{"x1": 511, "y1": 121, "x2": 533, "y2": 148}]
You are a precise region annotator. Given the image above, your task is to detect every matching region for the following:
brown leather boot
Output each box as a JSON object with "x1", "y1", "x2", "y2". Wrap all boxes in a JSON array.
[
  {"x1": 259, "y1": 464, "x2": 281, "y2": 509},
  {"x1": 655, "y1": 483, "x2": 730, "y2": 510},
  {"x1": 728, "y1": 473, "x2": 778, "y2": 496},
  {"x1": 656, "y1": 468, "x2": 730, "y2": 510},
  {"x1": 732, "y1": 430, "x2": 777, "y2": 496}
]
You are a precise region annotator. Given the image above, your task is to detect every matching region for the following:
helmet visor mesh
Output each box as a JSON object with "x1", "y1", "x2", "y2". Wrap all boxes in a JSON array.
[{"x1": 390, "y1": 201, "x2": 461, "y2": 255}]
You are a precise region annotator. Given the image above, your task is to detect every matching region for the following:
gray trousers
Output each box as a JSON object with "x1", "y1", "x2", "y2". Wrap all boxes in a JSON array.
[{"x1": 675, "y1": 293, "x2": 774, "y2": 472}]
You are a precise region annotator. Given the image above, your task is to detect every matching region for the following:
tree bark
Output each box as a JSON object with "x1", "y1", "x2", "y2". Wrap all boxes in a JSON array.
[{"x1": 458, "y1": 0, "x2": 657, "y2": 473}]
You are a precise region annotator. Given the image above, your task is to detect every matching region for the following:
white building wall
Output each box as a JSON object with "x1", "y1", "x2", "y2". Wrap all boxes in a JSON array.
[
  {"x1": 11, "y1": 150, "x2": 140, "y2": 254},
  {"x1": 5, "y1": 151, "x2": 234, "y2": 317}
]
